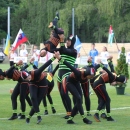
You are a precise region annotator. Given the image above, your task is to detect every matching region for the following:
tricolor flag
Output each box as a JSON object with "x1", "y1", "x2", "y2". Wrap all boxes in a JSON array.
[
  {"x1": 74, "y1": 35, "x2": 82, "y2": 53},
  {"x1": 108, "y1": 25, "x2": 114, "y2": 45},
  {"x1": 12, "y1": 29, "x2": 28, "y2": 51},
  {"x1": 4, "y1": 34, "x2": 10, "y2": 55}
]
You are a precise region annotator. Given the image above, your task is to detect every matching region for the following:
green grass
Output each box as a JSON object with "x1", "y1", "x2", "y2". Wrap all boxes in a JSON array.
[{"x1": 0, "y1": 63, "x2": 130, "y2": 130}]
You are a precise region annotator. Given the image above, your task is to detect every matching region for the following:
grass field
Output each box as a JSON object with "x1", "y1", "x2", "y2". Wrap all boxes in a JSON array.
[{"x1": 0, "y1": 63, "x2": 130, "y2": 130}]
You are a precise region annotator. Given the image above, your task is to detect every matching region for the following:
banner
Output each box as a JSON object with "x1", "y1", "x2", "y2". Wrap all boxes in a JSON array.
[
  {"x1": 126, "y1": 52, "x2": 130, "y2": 64},
  {"x1": 80, "y1": 56, "x2": 88, "y2": 65},
  {"x1": 39, "y1": 57, "x2": 46, "y2": 63},
  {"x1": 75, "y1": 57, "x2": 80, "y2": 64},
  {"x1": 95, "y1": 56, "x2": 108, "y2": 64},
  {"x1": 14, "y1": 57, "x2": 27, "y2": 63}
]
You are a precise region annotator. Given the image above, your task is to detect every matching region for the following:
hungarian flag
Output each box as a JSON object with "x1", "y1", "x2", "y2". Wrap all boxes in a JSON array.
[
  {"x1": 108, "y1": 25, "x2": 114, "y2": 45},
  {"x1": 12, "y1": 29, "x2": 28, "y2": 51}
]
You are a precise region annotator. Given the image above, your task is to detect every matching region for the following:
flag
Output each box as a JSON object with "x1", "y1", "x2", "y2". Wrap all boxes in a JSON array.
[
  {"x1": 12, "y1": 29, "x2": 28, "y2": 51},
  {"x1": 74, "y1": 35, "x2": 82, "y2": 53},
  {"x1": 4, "y1": 34, "x2": 10, "y2": 55},
  {"x1": 108, "y1": 25, "x2": 114, "y2": 45}
]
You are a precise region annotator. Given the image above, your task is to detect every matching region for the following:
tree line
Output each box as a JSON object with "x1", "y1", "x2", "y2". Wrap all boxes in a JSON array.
[{"x1": 0, "y1": 0, "x2": 130, "y2": 45}]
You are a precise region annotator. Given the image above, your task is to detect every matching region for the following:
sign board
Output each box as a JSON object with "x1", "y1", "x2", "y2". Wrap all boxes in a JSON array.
[
  {"x1": 80, "y1": 56, "x2": 88, "y2": 65},
  {"x1": 39, "y1": 57, "x2": 46, "y2": 63},
  {"x1": 126, "y1": 52, "x2": 130, "y2": 64},
  {"x1": 75, "y1": 57, "x2": 80, "y2": 64},
  {"x1": 39, "y1": 57, "x2": 55, "y2": 64},
  {"x1": 14, "y1": 57, "x2": 27, "y2": 63},
  {"x1": 126, "y1": 58, "x2": 130, "y2": 64},
  {"x1": 95, "y1": 56, "x2": 108, "y2": 64}
]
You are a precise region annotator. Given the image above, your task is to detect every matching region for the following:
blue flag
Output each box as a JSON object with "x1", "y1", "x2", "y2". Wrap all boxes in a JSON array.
[{"x1": 74, "y1": 35, "x2": 82, "y2": 53}]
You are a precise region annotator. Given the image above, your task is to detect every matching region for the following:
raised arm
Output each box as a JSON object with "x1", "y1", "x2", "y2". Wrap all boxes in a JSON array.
[
  {"x1": 34, "y1": 57, "x2": 56, "y2": 76},
  {"x1": 115, "y1": 42, "x2": 120, "y2": 52},
  {"x1": 108, "y1": 60, "x2": 115, "y2": 73},
  {"x1": 94, "y1": 64, "x2": 101, "y2": 72},
  {"x1": 20, "y1": 64, "x2": 29, "y2": 71},
  {"x1": 5, "y1": 65, "x2": 16, "y2": 76},
  {"x1": 48, "y1": 12, "x2": 59, "y2": 28},
  {"x1": 100, "y1": 64, "x2": 115, "y2": 81},
  {"x1": 30, "y1": 57, "x2": 38, "y2": 70},
  {"x1": 51, "y1": 64, "x2": 59, "y2": 76},
  {"x1": 6, "y1": 60, "x2": 23, "y2": 76},
  {"x1": 32, "y1": 64, "x2": 38, "y2": 70}
]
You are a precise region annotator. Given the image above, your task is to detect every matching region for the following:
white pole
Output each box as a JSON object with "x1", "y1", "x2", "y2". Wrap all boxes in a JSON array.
[
  {"x1": 72, "y1": 8, "x2": 74, "y2": 36},
  {"x1": 8, "y1": 7, "x2": 10, "y2": 37}
]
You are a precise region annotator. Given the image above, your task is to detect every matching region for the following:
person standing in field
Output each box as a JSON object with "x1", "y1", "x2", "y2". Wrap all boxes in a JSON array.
[
  {"x1": 89, "y1": 43, "x2": 98, "y2": 66},
  {"x1": 32, "y1": 45, "x2": 40, "y2": 68},
  {"x1": 8, "y1": 47, "x2": 17, "y2": 66},
  {"x1": 100, "y1": 46, "x2": 109, "y2": 68},
  {"x1": 19, "y1": 44, "x2": 28, "y2": 66},
  {"x1": 88, "y1": 43, "x2": 98, "y2": 95}
]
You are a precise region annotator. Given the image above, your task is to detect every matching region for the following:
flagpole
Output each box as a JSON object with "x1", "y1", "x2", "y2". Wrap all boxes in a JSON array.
[
  {"x1": 114, "y1": 36, "x2": 117, "y2": 43},
  {"x1": 4, "y1": 6, "x2": 10, "y2": 55},
  {"x1": 8, "y1": 7, "x2": 10, "y2": 37},
  {"x1": 72, "y1": 8, "x2": 74, "y2": 36},
  {"x1": 114, "y1": 36, "x2": 120, "y2": 52},
  {"x1": 82, "y1": 46, "x2": 87, "y2": 55},
  {"x1": 27, "y1": 40, "x2": 31, "y2": 45}
]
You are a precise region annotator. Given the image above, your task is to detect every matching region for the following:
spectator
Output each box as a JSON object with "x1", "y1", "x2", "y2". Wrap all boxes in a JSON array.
[
  {"x1": 115, "y1": 42, "x2": 121, "y2": 59},
  {"x1": 32, "y1": 45, "x2": 40, "y2": 68},
  {"x1": 115, "y1": 43, "x2": 126, "y2": 59},
  {"x1": 89, "y1": 43, "x2": 98, "y2": 66},
  {"x1": 19, "y1": 44, "x2": 28, "y2": 65},
  {"x1": 74, "y1": 53, "x2": 80, "y2": 68},
  {"x1": 88, "y1": 43, "x2": 98, "y2": 95},
  {"x1": 20, "y1": 44, "x2": 28, "y2": 57},
  {"x1": 100, "y1": 46, "x2": 109, "y2": 68},
  {"x1": 8, "y1": 47, "x2": 17, "y2": 66}
]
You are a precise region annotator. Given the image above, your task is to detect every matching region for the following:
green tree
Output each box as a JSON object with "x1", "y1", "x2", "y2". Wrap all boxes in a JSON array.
[
  {"x1": 6, "y1": 0, "x2": 130, "y2": 44},
  {"x1": 0, "y1": 0, "x2": 21, "y2": 42},
  {"x1": 115, "y1": 47, "x2": 129, "y2": 95},
  {"x1": 115, "y1": 47, "x2": 129, "y2": 79},
  {"x1": 0, "y1": 0, "x2": 8, "y2": 41}
]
